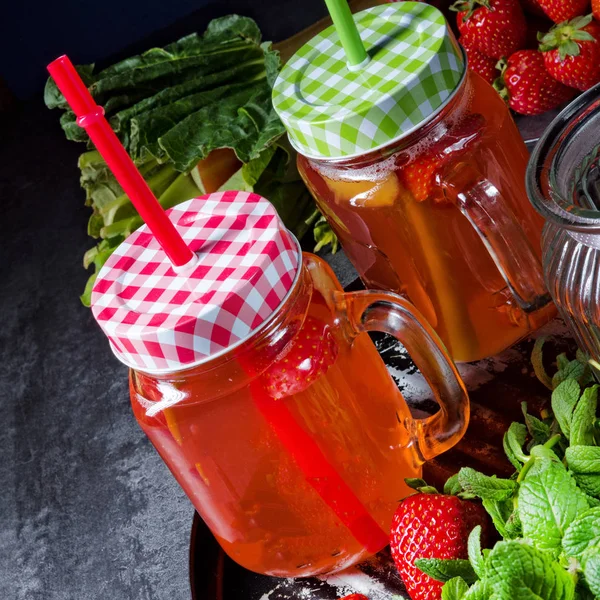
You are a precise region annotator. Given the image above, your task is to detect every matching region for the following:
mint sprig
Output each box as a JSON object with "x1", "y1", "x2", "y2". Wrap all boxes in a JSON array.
[{"x1": 415, "y1": 341, "x2": 600, "y2": 599}]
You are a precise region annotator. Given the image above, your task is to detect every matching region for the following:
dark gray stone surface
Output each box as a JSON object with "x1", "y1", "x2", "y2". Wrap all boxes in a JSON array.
[{"x1": 0, "y1": 102, "x2": 194, "y2": 600}]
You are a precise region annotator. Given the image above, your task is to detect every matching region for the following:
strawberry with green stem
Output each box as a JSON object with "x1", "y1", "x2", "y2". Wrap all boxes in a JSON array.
[
  {"x1": 539, "y1": 14, "x2": 600, "y2": 91},
  {"x1": 390, "y1": 478, "x2": 491, "y2": 600},
  {"x1": 451, "y1": 0, "x2": 527, "y2": 59},
  {"x1": 495, "y1": 49, "x2": 575, "y2": 115}
]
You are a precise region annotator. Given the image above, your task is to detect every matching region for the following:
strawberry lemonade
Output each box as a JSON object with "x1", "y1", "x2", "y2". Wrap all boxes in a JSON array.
[{"x1": 130, "y1": 254, "x2": 422, "y2": 577}]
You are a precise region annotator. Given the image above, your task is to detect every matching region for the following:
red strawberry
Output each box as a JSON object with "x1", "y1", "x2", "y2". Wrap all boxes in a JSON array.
[
  {"x1": 539, "y1": 15, "x2": 600, "y2": 91},
  {"x1": 399, "y1": 113, "x2": 486, "y2": 202},
  {"x1": 594, "y1": 0, "x2": 600, "y2": 20},
  {"x1": 451, "y1": 0, "x2": 527, "y2": 59},
  {"x1": 261, "y1": 316, "x2": 338, "y2": 399},
  {"x1": 339, "y1": 596, "x2": 369, "y2": 600},
  {"x1": 497, "y1": 50, "x2": 575, "y2": 115},
  {"x1": 536, "y1": 0, "x2": 590, "y2": 23},
  {"x1": 461, "y1": 36, "x2": 499, "y2": 83},
  {"x1": 521, "y1": 0, "x2": 546, "y2": 17},
  {"x1": 390, "y1": 493, "x2": 490, "y2": 600}
]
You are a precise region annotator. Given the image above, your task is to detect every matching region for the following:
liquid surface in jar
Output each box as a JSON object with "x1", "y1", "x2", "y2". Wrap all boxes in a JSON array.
[
  {"x1": 299, "y1": 73, "x2": 554, "y2": 362},
  {"x1": 130, "y1": 270, "x2": 420, "y2": 578}
]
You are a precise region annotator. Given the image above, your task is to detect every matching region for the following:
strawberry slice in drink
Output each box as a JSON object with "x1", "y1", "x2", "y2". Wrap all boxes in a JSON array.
[
  {"x1": 399, "y1": 113, "x2": 486, "y2": 202},
  {"x1": 261, "y1": 316, "x2": 338, "y2": 399}
]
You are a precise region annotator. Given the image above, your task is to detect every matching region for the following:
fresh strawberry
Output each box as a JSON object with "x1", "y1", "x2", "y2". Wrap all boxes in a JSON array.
[
  {"x1": 536, "y1": 0, "x2": 590, "y2": 23},
  {"x1": 461, "y1": 36, "x2": 499, "y2": 83},
  {"x1": 521, "y1": 0, "x2": 546, "y2": 17},
  {"x1": 399, "y1": 113, "x2": 486, "y2": 202},
  {"x1": 339, "y1": 595, "x2": 369, "y2": 600},
  {"x1": 594, "y1": 0, "x2": 600, "y2": 20},
  {"x1": 261, "y1": 316, "x2": 338, "y2": 399},
  {"x1": 539, "y1": 15, "x2": 600, "y2": 91},
  {"x1": 390, "y1": 492, "x2": 490, "y2": 600},
  {"x1": 496, "y1": 50, "x2": 575, "y2": 115},
  {"x1": 451, "y1": 0, "x2": 527, "y2": 59}
]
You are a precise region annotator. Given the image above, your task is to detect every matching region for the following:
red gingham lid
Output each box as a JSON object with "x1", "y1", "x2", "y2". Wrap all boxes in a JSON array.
[{"x1": 90, "y1": 191, "x2": 301, "y2": 373}]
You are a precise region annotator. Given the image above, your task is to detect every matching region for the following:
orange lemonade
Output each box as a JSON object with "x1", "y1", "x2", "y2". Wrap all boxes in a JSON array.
[{"x1": 298, "y1": 72, "x2": 555, "y2": 362}]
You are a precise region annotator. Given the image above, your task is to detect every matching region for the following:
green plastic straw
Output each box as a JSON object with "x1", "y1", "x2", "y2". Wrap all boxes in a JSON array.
[{"x1": 324, "y1": 0, "x2": 369, "y2": 67}]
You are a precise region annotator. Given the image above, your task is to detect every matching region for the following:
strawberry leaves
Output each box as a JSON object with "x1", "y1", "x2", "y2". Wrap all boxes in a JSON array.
[{"x1": 539, "y1": 15, "x2": 596, "y2": 60}]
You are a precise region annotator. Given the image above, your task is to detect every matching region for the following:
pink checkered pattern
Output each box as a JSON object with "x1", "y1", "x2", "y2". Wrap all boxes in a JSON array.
[{"x1": 91, "y1": 191, "x2": 300, "y2": 372}]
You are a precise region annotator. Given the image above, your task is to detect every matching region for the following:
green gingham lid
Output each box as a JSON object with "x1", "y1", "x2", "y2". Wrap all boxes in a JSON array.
[{"x1": 272, "y1": 2, "x2": 465, "y2": 160}]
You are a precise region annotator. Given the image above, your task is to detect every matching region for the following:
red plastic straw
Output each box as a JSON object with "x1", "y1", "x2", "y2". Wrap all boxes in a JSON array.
[{"x1": 47, "y1": 55, "x2": 195, "y2": 268}]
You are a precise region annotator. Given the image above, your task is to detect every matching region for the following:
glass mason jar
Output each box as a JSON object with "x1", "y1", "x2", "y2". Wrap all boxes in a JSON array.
[
  {"x1": 297, "y1": 70, "x2": 556, "y2": 363},
  {"x1": 129, "y1": 251, "x2": 468, "y2": 578},
  {"x1": 272, "y1": 2, "x2": 556, "y2": 363},
  {"x1": 527, "y1": 84, "x2": 600, "y2": 361}
]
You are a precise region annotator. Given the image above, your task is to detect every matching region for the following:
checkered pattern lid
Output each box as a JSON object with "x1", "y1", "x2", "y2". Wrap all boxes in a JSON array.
[
  {"x1": 90, "y1": 191, "x2": 300, "y2": 373},
  {"x1": 272, "y1": 2, "x2": 464, "y2": 159}
]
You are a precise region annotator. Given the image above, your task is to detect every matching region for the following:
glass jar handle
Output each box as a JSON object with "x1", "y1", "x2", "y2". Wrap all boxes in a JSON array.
[
  {"x1": 441, "y1": 163, "x2": 550, "y2": 312},
  {"x1": 337, "y1": 289, "x2": 469, "y2": 462}
]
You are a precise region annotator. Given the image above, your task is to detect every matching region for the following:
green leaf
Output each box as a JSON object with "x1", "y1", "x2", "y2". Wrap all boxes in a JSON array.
[
  {"x1": 574, "y1": 474, "x2": 600, "y2": 499},
  {"x1": 404, "y1": 478, "x2": 438, "y2": 494},
  {"x1": 582, "y1": 548, "x2": 600, "y2": 596},
  {"x1": 505, "y1": 510, "x2": 523, "y2": 540},
  {"x1": 462, "y1": 580, "x2": 488, "y2": 600},
  {"x1": 531, "y1": 337, "x2": 553, "y2": 390},
  {"x1": 504, "y1": 423, "x2": 529, "y2": 469},
  {"x1": 442, "y1": 577, "x2": 470, "y2": 600},
  {"x1": 458, "y1": 467, "x2": 518, "y2": 502},
  {"x1": 571, "y1": 386, "x2": 599, "y2": 446},
  {"x1": 562, "y1": 508, "x2": 600, "y2": 560},
  {"x1": 445, "y1": 473, "x2": 463, "y2": 496},
  {"x1": 554, "y1": 360, "x2": 587, "y2": 389},
  {"x1": 566, "y1": 446, "x2": 600, "y2": 475},
  {"x1": 519, "y1": 460, "x2": 590, "y2": 554},
  {"x1": 313, "y1": 217, "x2": 339, "y2": 254},
  {"x1": 485, "y1": 540, "x2": 576, "y2": 599},
  {"x1": 468, "y1": 526, "x2": 485, "y2": 579},
  {"x1": 552, "y1": 379, "x2": 582, "y2": 439},
  {"x1": 415, "y1": 558, "x2": 478, "y2": 585},
  {"x1": 522, "y1": 402, "x2": 551, "y2": 445},
  {"x1": 482, "y1": 497, "x2": 513, "y2": 539}
]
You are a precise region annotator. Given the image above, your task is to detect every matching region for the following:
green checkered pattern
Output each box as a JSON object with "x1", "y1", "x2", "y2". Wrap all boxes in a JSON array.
[{"x1": 272, "y1": 2, "x2": 464, "y2": 159}]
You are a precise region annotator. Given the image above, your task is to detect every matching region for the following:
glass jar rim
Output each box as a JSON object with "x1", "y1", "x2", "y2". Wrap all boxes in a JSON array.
[{"x1": 526, "y1": 82, "x2": 600, "y2": 234}]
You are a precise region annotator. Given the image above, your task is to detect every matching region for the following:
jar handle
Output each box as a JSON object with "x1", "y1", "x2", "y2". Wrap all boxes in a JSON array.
[
  {"x1": 337, "y1": 289, "x2": 469, "y2": 462},
  {"x1": 440, "y1": 163, "x2": 550, "y2": 312}
]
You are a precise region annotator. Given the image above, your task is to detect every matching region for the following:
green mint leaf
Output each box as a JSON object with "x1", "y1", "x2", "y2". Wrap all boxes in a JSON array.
[
  {"x1": 557, "y1": 353, "x2": 571, "y2": 371},
  {"x1": 582, "y1": 547, "x2": 600, "y2": 596},
  {"x1": 485, "y1": 540, "x2": 576, "y2": 599},
  {"x1": 504, "y1": 510, "x2": 523, "y2": 540},
  {"x1": 458, "y1": 468, "x2": 518, "y2": 502},
  {"x1": 574, "y1": 474, "x2": 600, "y2": 499},
  {"x1": 571, "y1": 386, "x2": 599, "y2": 447},
  {"x1": 552, "y1": 379, "x2": 581, "y2": 439},
  {"x1": 554, "y1": 360, "x2": 587, "y2": 389},
  {"x1": 522, "y1": 402, "x2": 552, "y2": 444},
  {"x1": 482, "y1": 497, "x2": 513, "y2": 539},
  {"x1": 462, "y1": 580, "x2": 488, "y2": 600},
  {"x1": 468, "y1": 526, "x2": 486, "y2": 579},
  {"x1": 415, "y1": 558, "x2": 478, "y2": 585},
  {"x1": 562, "y1": 508, "x2": 600, "y2": 560},
  {"x1": 586, "y1": 495, "x2": 600, "y2": 508},
  {"x1": 445, "y1": 473, "x2": 463, "y2": 496},
  {"x1": 504, "y1": 422, "x2": 529, "y2": 469},
  {"x1": 532, "y1": 337, "x2": 553, "y2": 390},
  {"x1": 442, "y1": 577, "x2": 470, "y2": 600},
  {"x1": 566, "y1": 446, "x2": 600, "y2": 474},
  {"x1": 519, "y1": 460, "x2": 590, "y2": 554}
]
